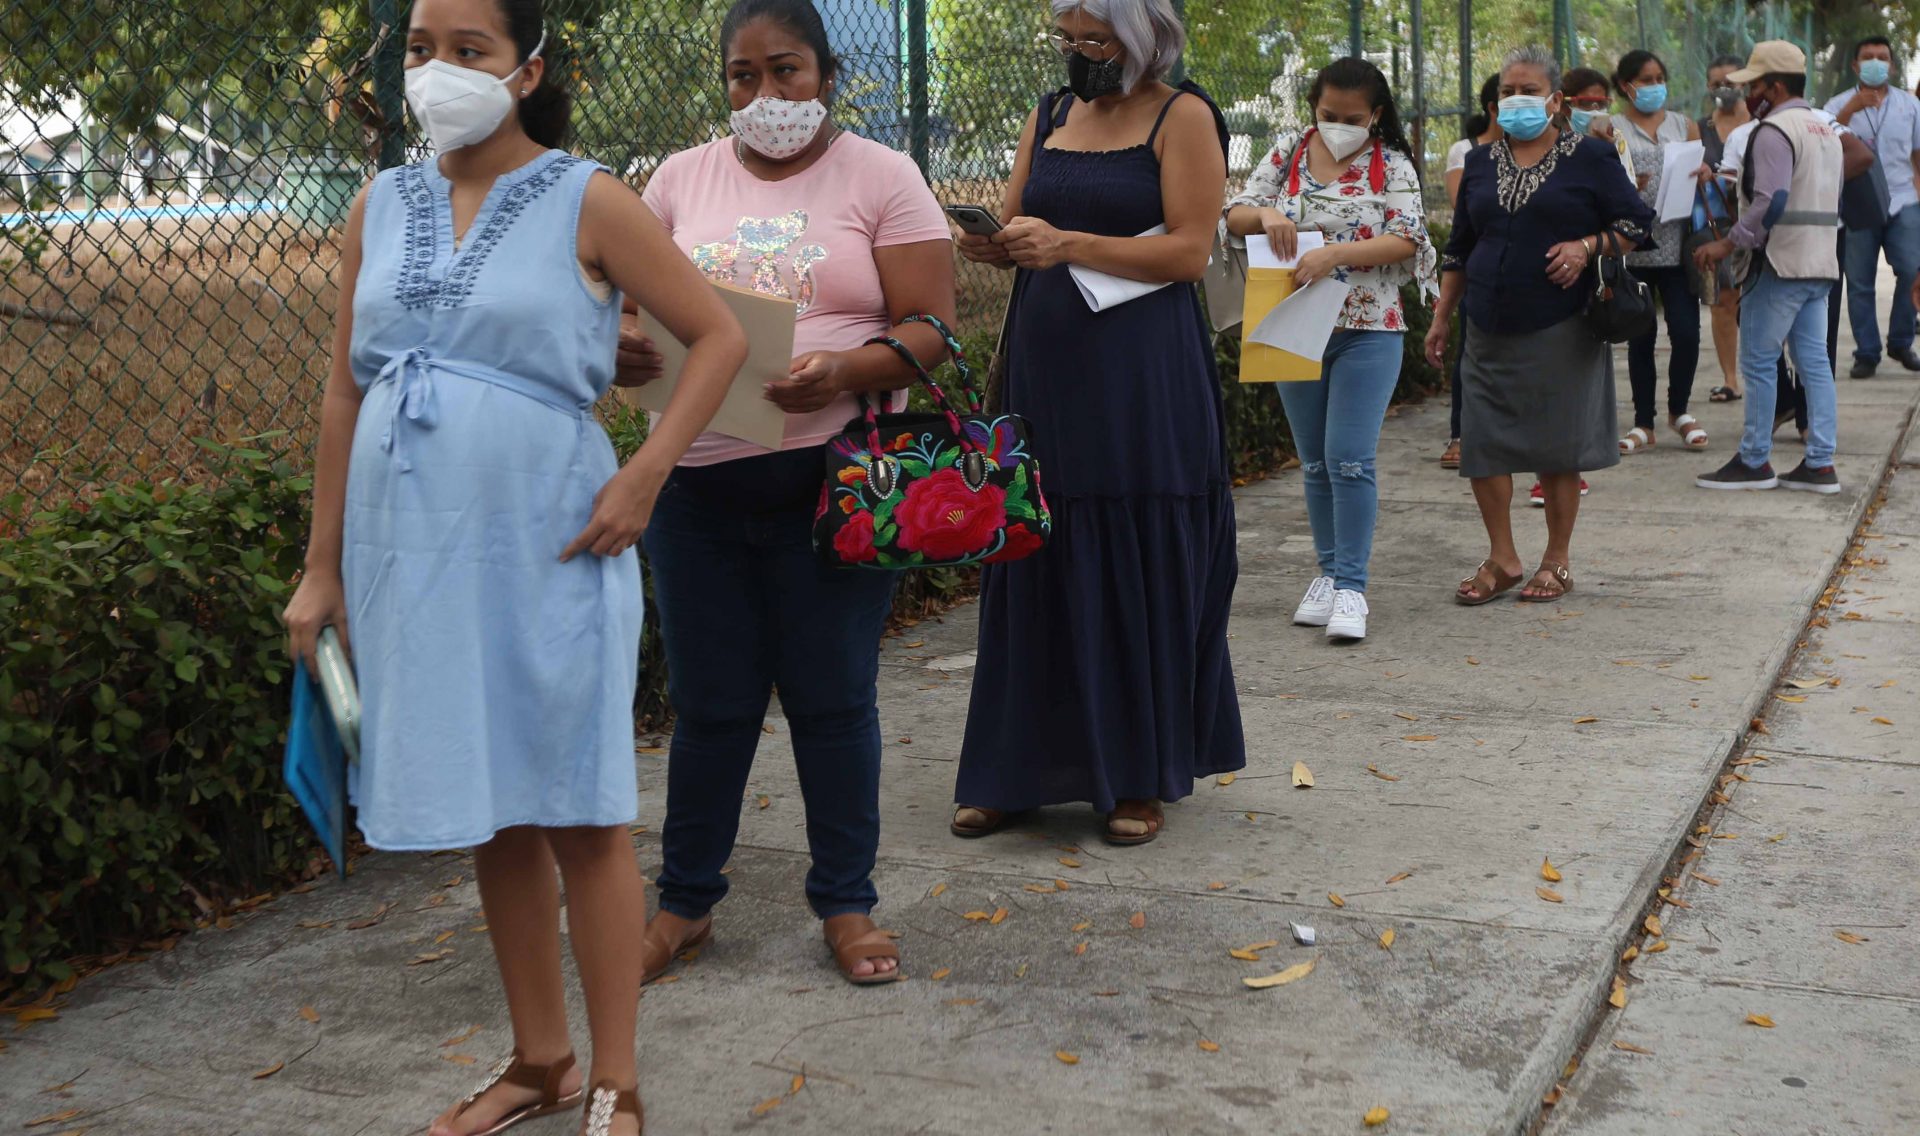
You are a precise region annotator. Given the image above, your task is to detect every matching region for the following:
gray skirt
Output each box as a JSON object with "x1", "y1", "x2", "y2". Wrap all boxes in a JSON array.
[{"x1": 1458, "y1": 314, "x2": 1622, "y2": 479}]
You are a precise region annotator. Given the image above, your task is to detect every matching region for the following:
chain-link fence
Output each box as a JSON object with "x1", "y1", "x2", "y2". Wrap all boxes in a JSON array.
[{"x1": 3, "y1": 0, "x2": 1911, "y2": 511}]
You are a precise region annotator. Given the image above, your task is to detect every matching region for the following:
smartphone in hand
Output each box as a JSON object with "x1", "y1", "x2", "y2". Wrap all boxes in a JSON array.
[{"x1": 944, "y1": 204, "x2": 1003, "y2": 237}]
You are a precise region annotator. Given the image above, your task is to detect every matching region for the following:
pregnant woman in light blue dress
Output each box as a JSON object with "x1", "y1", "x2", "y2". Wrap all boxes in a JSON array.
[{"x1": 281, "y1": 0, "x2": 745, "y2": 1132}]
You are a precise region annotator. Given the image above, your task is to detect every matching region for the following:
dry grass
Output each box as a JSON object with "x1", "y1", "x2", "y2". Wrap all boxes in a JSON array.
[{"x1": 3, "y1": 214, "x2": 339, "y2": 511}]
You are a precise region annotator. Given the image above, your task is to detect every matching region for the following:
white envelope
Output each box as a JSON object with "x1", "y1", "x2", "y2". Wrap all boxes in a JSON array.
[
  {"x1": 1245, "y1": 229, "x2": 1326, "y2": 271},
  {"x1": 1068, "y1": 225, "x2": 1172, "y2": 311}
]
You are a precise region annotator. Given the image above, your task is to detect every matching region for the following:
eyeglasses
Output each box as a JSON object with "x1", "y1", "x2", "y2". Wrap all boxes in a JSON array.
[
  {"x1": 1047, "y1": 33, "x2": 1114, "y2": 58},
  {"x1": 1566, "y1": 98, "x2": 1610, "y2": 111}
]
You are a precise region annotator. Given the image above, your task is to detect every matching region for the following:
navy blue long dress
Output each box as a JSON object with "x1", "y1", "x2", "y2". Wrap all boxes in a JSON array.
[{"x1": 955, "y1": 84, "x2": 1246, "y2": 815}]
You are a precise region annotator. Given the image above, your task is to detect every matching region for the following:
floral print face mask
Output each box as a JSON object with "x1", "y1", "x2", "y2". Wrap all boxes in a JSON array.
[{"x1": 730, "y1": 96, "x2": 829, "y2": 160}]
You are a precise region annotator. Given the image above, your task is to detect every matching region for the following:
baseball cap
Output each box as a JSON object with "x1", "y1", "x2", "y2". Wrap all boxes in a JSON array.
[{"x1": 1726, "y1": 40, "x2": 1807, "y2": 83}]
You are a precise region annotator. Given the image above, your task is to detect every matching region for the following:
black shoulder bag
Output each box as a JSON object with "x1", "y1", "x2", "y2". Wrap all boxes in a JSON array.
[{"x1": 1586, "y1": 230, "x2": 1656, "y2": 344}]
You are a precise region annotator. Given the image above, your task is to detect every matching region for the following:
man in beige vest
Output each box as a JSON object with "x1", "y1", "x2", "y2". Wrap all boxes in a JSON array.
[{"x1": 1693, "y1": 41, "x2": 1844, "y2": 494}]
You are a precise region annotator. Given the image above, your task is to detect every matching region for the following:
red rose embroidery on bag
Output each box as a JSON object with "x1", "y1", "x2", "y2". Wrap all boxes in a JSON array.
[
  {"x1": 893, "y1": 468, "x2": 1006, "y2": 561},
  {"x1": 834, "y1": 510, "x2": 880, "y2": 563}
]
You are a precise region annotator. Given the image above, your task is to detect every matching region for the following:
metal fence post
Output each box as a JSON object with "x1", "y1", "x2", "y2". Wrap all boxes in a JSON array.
[
  {"x1": 906, "y1": 0, "x2": 929, "y2": 177},
  {"x1": 1409, "y1": 0, "x2": 1424, "y2": 168},
  {"x1": 371, "y1": 0, "x2": 407, "y2": 170},
  {"x1": 1458, "y1": 0, "x2": 1473, "y2": 139},
  {"x1": 1171, "y1": 0, "x2": 1186, "y2": 84},
  {"x1": 1348, "y1": 0, "x2": 1363, "y2": 58}
]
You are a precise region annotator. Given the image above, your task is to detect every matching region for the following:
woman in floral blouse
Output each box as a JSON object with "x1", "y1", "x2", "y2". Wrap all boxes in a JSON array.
[{"x1": 1226, "y1": 57, "x2": 1436, "y2": 643}]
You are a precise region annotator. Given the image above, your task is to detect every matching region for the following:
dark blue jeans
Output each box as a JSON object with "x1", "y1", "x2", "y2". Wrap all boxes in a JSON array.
[
  {"x1": 1627, "y1": 263, "x2": 1702, "y2": 430},
  {"x1": 643, "y1": 447, "x2": 897, "y2": 921}
]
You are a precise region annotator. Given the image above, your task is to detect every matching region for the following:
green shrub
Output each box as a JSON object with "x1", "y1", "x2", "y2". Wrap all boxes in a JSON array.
[{"x1": 0, "y1": 439, "x2": 313, "y2": 994}]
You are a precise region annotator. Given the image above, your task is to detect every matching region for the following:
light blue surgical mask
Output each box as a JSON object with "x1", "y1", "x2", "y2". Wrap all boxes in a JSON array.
[
  {"x1": 1861, "y1": 59, "x2": 1892, "y2": 88},
  {"x1": 1498, "y1": 95, "x2": 1552, "y2": 141},
  {"x1": 1632, "y1": 83, "x2": 1668, "y2": 113},
  {"x1": 1570, "y1": 107, "x2": 1598, "y2": 134}
]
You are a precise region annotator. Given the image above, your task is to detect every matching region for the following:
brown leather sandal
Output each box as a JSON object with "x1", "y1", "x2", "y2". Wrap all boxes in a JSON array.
[
  {"x1": 950, "y1": 805, "x2": 1006, "y2": 838},
  {"x1": 437, "y1": 1050, "x2": 583, "y2": 1136},
  {"x1": 639, "y1": 913, "x2": 712, "y2": 986},
  {"x1": 1456, "y1": 559, "x2": 1524, "y2": 606},
  {"x1": 1104, "y1": 799, "x2": 1164, "y2": 846},
  {"x1": 1518, "y1": 562, "x2": 1574, "y2": 604},
  {"x1": 823, "y1": 912, "x2": 902, "y2": 986},
  {"x1": 581, "y1": 1081, "x2": 644, "y2": 1136}
]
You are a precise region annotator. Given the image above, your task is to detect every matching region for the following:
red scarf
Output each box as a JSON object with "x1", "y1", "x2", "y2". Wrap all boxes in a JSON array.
[{"x1": 1287, "y1": 126, "x2": 1388, "y2": 199}]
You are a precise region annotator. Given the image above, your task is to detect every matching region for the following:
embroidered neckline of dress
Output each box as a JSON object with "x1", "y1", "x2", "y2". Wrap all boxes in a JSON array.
[{"x1": 1491, "y1": 129, "x2": 1581, "y2": 215}]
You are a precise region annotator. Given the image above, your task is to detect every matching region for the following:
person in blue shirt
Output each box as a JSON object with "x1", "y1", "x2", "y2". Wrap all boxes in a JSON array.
[{"x1": 1825, "y1": 36, "x2": 1920, "y2": 378}]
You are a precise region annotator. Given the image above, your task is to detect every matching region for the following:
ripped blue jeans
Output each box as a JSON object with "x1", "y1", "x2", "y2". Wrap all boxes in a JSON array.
[{"x1": 1275, "y1": 329, "x2": 1405, "y2": 593}]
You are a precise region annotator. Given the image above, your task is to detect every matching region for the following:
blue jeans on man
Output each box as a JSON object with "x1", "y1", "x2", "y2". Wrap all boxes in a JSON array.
[
  {"x1": 1740, "y1": 269, "x2": 1838, "y2": 470},
  {"x1": 1843, "y1": 202, "x2": 1920, "y2": 367}
]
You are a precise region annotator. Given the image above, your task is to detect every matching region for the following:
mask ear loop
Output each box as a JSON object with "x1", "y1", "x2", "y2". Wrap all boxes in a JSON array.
[{"x1": 515, "y1": 30, "x2": 546, "y2": 96}]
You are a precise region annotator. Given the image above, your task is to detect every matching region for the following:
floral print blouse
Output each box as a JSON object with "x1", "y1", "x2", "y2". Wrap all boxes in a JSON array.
[{"x1": 1228, "y1": 129, "x2": 1439, "y2": 332}]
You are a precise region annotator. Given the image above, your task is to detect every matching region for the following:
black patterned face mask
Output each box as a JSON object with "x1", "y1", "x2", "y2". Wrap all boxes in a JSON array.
[{"x1": 1067, "y1": 51, "x2": 1125, "y2": 101}]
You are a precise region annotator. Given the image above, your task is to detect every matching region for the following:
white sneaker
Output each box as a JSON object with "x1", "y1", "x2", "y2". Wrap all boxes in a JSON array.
[
  {"x1": 1327, "y1": 589, "x2": 1368, "y2": 641},
  {"x1": 1293, "y1": 575, "x2": 1336, "y2": 626}
]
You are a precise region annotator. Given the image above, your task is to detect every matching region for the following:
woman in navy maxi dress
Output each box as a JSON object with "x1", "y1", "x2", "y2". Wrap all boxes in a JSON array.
[{"x1": 953, "y1": 78, "x2": 1246, "y2": 843}]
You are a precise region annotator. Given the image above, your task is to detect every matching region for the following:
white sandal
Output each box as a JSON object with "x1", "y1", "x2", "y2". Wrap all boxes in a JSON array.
[
  {"x1": 1619, "y1": 426, "x2": 1655, "y2": 454},
  {"x1": 1672, "y1": 414, "x2": 1709, "y2": 450}
]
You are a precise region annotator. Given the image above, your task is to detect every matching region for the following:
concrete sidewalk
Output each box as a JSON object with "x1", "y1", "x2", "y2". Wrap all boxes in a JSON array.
[{"x1": 6, "y1": 309, "x2": 1918, "y2": 1136}]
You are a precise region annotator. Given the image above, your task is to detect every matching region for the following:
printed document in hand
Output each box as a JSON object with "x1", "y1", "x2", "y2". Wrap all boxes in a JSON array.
[
  {"x1": 1654, "y1": 140, "x2": 1706, "y2": 223},
  {"x1": 1068, "y1": 226, "x2": 1171, "y2": 311},
  {"x1": 627, "y1": 280, "x2": 794, "y2": 451},
  {"x1": 1247, "y1": 278, "x2": 1351, "y2": 361},
  {"x1": 1246, "y1": 229, "x2": 1326, "y2": 270}
]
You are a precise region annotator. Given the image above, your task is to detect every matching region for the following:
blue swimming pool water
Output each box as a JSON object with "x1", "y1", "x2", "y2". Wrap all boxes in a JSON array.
[{"x1": 0, "y1": 199, "x2": 284, "y2": 230}]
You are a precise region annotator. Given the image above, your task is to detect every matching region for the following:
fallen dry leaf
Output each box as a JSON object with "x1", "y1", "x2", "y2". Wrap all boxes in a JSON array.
[
  {"x1": 1054, "y1": 1050, "x2": 1080, "y2": 1065},
  {"x1": 253, "y1": 1061, "x2": 285, "y2": 1080},
  {"x1": 1197, "y1": 1039, "x2": 1221, "y2": 1053},
  {"x1": 1769, "y1": 833, "x2": 1788, "y2": 843},
  {"x1": 298, "y1": 1005, "x2": 319, "y2": 1024},
  {"x1": 1024, "y1": 883, "x2": 1058, "y2": 894},
  {"x1": 1745, "y1": 1013, "x2": 1775, "y2": 1028},
  {"x1": 15, "y1": 1008, "x2": 59, "y2": 1024},
  {"x1": 929, "y1": 883, "x2": 947, "y2": 898},
  {"x1": 1536, "y1": 887, "x2": 1564, "y2": 903},
  {"x1": 440, "y1": 1025, "x2": 482, "y2": 1048},
  {"x1": 1057, "y1": 857, "x2": 1082, "y2": 869},
  {"x1": 1608, "y1": 977, "x2": 1628, "y2": 1009},
  {"x1": 1366, "y1": 764, "x2": 1400, "y2": 781},
  {"x1": 944, "y1": 998, "x2": 981, "y2": 1006},
  {"x1": 1385, "y1": 871, "x2": 1412, "y2": 885},
  {"x1": 433, "y1": 930, "x2": 456, "y2": 946},
  {"x1": 1690, "y1": 872, "x2": 1721, "y2": 887},
  {"x1": 346, "y1": 901, "x2": 396, "y2": 930},
  {"x1": 1364, "y1": 1106, "x2": 1391, "y2": 1127},
  {"x1": 1872, "y1": 716, "x2": 1894, "y2": 726},
  {"x1": 1402, "y1": 734, "x2": 1438, "y2": 742},
  {"x1": 1207, "y1": 881, "x2": 1228, "y2": 891},
  {"x1": 1229, "y1": 947, "x2": 1262, "y2": 961},
  {"x1": 1573, "y1": 716, "x2": 1599, "y2": 724},
  {"x1": 23, "y1": 1110, "x2": 83, "y2": 1128},
  {"x1": 1216, "y1": 772, "x2": 1237, "y2": 786},
  {"x1": 1835, "y1": 930, "x2": 1868, "y2": 945},
  {"x1": 1055, "y1": 879, "x2": 1071, "y2": 890},
  {"x1": 442, "y1": 1053, "x2": 478, "y2": 1066},
  {"x1": 1620, "y1": 945, "x2": 1639, "y2": 962},
  {"x1": 1243, "y1": 957, "x2": 1316, "y2": 989},
  {"x1": 930, "y1": 967, "x2": 952, "y2": 980},
  {"x1": 752, "y1": 1096, "x2": 783, "y2": 1116},
  {"x1": 790, "y1": 1073, "x2": 806, "y2": 1095},
  {"x1": 296, "y1": 919, "x2": 333, "y2": 930},
  {"x1": 1645, "y1": 940, "x2": 1669, "y2": 954},
  {"x1": 1612, "y1": 1040, "x2": 1654, "y2": 1055},
  {"x1": 1644, "y1": 914, "x2": 1663, "y2": 936},
  {"x1": 408, "y1": 950, "x2": 451, "y2": 966},
  {"x1": 962, "y1": 911, "x2": 991, "y2": 922},
  {"x1": 1242, "y1": 939, "x2": 1280, "y2": 952},
  {"x1": 1072, "y1": 920, "x2": 1093, "y2": 932},
  {"x1": 1785, "y1": 677, "x2": 1830, "y2": 689},
  {"x1": 1541, "y1": 858, "x2": 1563, "y2": 883},
  {"x1": 756, "y1": 795, "x2": 771, "y2": 810},
  {"x1": 1072, "y1": 941, "x2": 1089, "y2": 956},
  {"x1": 1378, "y1": 928, "x2": 1396, "y2": 950},
  {"x1": 1328, "y1": 893, "x2": 1346, "y2": 908},
  {"x1": 1775, "y1": 694, "x2": 1808, "y2": 703},
  {"x1": 1291, "y1": 762, "x2": 1315, "y2": 788},
  {"x1": 990, "y1": 907, "x2": 1009, "y2": 926},
  {"x1": 1128, "y1": 911, "x2": 1146, "y2": 930},
  {"x1": 1394, "y1": 711, "x2": 1419, "y2": 722},
  {"x1": 1714, "y1": 833, "x2": 1739, "y2": 840},
  {"x1": 1542, "y1": 1085, "x2": 1564, "y2": 1106},
  {"x1": 1466, "y1": 656, "x2": 1480, "y2": 665}
]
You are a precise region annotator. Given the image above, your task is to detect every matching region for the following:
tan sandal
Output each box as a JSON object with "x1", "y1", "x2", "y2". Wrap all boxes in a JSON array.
[
  {"x1": 437, "y1": 1050, "x2": 583, "y2": 1136},
  {"x1": 581, "y1": 1082, "x2": 644, "y2": 1136},
  {"x1": 1456, "y1": 559, "x2": 1523, "y2": 606},
  {"x1": 1518, "y1": 562, "x2": 1574, "y2": 603},
  {"x1": 1440, "y1": 438, "x2": 1461, "y2": 469},
  {"x1": 823, "y1": 913, "x2": 902, "y2": 986},
  {"x1": 1104, "y1": 798, "x2": 1164, "y2": 846},
  {"x1": 639, "y1": 912, "x2": 711, "y2": 986},
  {"x1": 950, "y1": 805, "x2": 1006, "y2": 838}
]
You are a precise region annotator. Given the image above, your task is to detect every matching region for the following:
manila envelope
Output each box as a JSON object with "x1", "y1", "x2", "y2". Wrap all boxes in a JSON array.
[
  {"x1": 622, "y1": 280, "x2": 795, "y2": 450},
  {"x1": 1237, "y1": 266, "x2": 1321, "y2": 383}
]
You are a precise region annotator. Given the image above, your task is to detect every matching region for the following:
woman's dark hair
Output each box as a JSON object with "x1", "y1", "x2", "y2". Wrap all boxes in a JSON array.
[
  {"x1": 1463, "y1": 72, "x2": 1501, "y2": 140},
  {"x1": 1307, "y1": 57, "x2": 1415, "y2": 160},
  {"x1": 719, "y1": 0, "x2": 841, "y2": 97},
  {"x1": 495, "y1": 0, "x2": 571, "y2": 148},
  {"x1": 1613, "y1": 49, "x2": 1666, "y2": 96},
  {"x1": 1562, "y1": 67, "x2": 1609, "y2": 98},
  {"x1": 1707, "y1": 53, "x2": 1744, "y2": 77}
]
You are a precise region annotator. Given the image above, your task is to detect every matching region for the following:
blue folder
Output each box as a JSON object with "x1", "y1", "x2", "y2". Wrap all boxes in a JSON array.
[{"x1": 284, "y1": 659, "x2": 350, "y2": 878}]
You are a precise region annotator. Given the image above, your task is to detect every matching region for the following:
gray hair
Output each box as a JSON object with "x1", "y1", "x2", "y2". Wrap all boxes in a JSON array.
[
  {"x1": 1501, "y1": 44, "x2": 1562, "y2": 94},
  {"x1": 1050, "y1": 0, "x2": 1185, "y2": 93}
]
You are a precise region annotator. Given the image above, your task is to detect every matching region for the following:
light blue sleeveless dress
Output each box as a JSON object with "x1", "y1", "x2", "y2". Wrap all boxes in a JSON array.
[{"x1": 343, "y1": 149, "x2": 639, "y2": 851}]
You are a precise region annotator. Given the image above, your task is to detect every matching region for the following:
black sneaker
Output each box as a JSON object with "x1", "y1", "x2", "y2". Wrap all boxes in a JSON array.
[
  {"x1": 1894, "y1": 348, "x2": 1920, "y2": 372},
  {"x1": 1779, "y1": 460, "x2": 1841, "y2": 494},
  {"x1": 1850, "y1": 358, "x2": 1878, "y2": 379},
  {"x1": 1695, "y1": 456, "x2": 1778, "y2": 490}
]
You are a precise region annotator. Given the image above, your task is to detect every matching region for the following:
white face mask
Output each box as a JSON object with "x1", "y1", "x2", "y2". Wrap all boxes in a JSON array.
[
  {"x1": 404, "y1": 33, "x2": 543, "y2": 153},
  {"x1": 1317, "y1": 120, "x2": 1375, "y2": 162},
  {"x1": 730, "y1": 96, "x2": 829, "y2": 160}
]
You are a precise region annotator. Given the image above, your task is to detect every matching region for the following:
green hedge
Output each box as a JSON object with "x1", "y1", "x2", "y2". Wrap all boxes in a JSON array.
[{"x1": 0, "y1": 280, "x2": 1448, "y2": 995}]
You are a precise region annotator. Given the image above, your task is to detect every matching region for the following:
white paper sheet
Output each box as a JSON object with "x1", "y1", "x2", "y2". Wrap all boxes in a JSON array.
[
  {"x1": 1245, "y1": 229, "x2": 1326, "y2": 271},
  {"x1": 1246, "y1": 278, "x2": 1351, "y2": 360},
  {"x1": 1655, "y1": 139, "x2": 1706, "y2": 223},
  {"x1": 1068, "y1": 226, "x2": 1171, "y2": 311}
]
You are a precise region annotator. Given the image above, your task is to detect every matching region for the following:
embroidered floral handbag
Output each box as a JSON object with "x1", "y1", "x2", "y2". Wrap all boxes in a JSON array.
[{"x1": 813, "y1": 315, "x2": 1051, "y2": 570}]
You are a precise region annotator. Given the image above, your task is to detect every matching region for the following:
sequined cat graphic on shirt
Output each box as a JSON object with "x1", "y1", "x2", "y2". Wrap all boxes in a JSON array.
[{"x1": 692, "y1": 210, "x2": 830, "y2": 314}]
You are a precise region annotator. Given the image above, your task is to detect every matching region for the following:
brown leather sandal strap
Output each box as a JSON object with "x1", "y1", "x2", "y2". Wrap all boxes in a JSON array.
[
  {"x1": 497, "y1": 1049, "x2": 575, "y2": 1098},
  {"x1": 824, "y1": 915, "x2": 900, "y2": 968},
  {"x1": 1109, "y1": 799, "x2": 1163, "y2": 829}
]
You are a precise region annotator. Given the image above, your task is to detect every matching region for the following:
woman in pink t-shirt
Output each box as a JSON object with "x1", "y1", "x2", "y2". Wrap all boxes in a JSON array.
[{"x1": 617, "y1": 0, "x2": 953, "y2": 987}]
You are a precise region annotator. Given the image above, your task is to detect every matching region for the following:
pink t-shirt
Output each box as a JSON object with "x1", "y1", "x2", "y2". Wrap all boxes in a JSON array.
[{"x1": 642, "y1": 132, "x2": 951, "y2": 466}]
